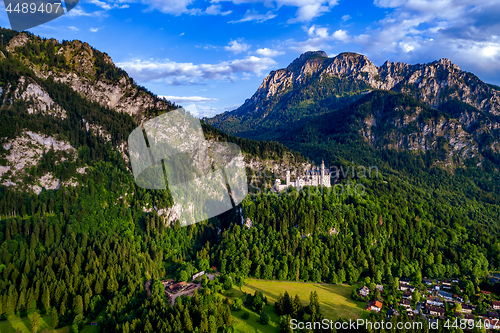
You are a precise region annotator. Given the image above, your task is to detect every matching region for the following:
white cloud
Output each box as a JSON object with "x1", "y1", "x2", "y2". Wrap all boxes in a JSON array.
[
  {"x1": 224, "y1": 40, "x2": 251, "y2": 54},
  {"x1": 288, "y1": 25, "x2": 349, "y2": 52},
  {"x1": 90, "y1": 27, "x2": 100, "y2": 32},
  {"x1": 205, "y1": 4, "x2": 232, "y2": 15},
  {"x1": 332, "y1": 29, "x2": 349, "y2": 41},
  {"x1": 255, "y1": 48, "x2": 285, "y2": 57},
  {"x1": 88, "y1": 0, "x2": 113, "y2": 10},
  {"x1": 229, "y1": 10, "x2": 277, "y2": 23},
  {"x1": 307, "y1": 25, "x2": 329, "y2": 38},
  {"x1": 66, "y1": 8, "x2": 96, "y2": 17},
  {"x1": 482, "y1": 43, "x2": 500, "y2": 58},
  {"x1": 117, "y1": 56, "x2": 277, "y2": 84},
  {"x1": 187, "y1": 103, "x2": 241, "y2": 118},
  {"x1": 117, "y1": 0, "x2": 197, "y2": 15},
  {"x1": 68, "y1": 26, "x2": 80, "y2": 31},
  {"x1": 287, "y1": 1, "x2": 333, "y2": 23},
  {"x1": 217, "y1": 0, "x2": 339, "y2": 22},
  {"x1": 342, "y1": 14, "x2": 351, "y2": 21},
  {"x1": 160, "y1": 96, "x2": 218, "y2": 103}
]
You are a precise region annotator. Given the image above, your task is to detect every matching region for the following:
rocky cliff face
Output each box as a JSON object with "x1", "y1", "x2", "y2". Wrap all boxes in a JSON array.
[
  {"x1": 245, "y1": 51, "x2": 500, "y2": 116},
  {"x1": 5, "y1": 33, "x2": 175, "y2": 122}
]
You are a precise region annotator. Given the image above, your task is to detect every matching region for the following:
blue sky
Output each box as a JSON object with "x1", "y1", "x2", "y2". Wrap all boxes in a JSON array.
[{"x1": 0, "y1": 0, "x2": 499, "y2": 117}]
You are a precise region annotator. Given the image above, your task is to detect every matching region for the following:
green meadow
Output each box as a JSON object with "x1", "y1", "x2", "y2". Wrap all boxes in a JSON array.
[{"x1": 224, "y1": 279, "x2": 369, "y2": 333}]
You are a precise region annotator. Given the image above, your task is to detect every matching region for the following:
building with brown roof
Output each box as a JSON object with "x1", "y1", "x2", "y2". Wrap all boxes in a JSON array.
[
  {"x1": 427, "y1": 305, "x2": 445, "y2": 317},
  {"x1": 168, "y1": 281, "x2": 186, "y2": 292},
  {"x1": 366, "y1": 301, "x2": 382, "y2": 312}
]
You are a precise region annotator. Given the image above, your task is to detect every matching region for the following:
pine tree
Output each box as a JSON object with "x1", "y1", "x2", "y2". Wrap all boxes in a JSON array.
[
  {"x1": 183, "y1": 309, "x2": 193, "y2": 332},
  {"x1": 30, "y1": 312, "x2": 40, "y2": 333},
  {"x1": 223, "y1": 305, "x2": 232, "y2": 327},
  {"x1": 283, "y1": 291, "x2": 292, "y2": 315},
  {"x1": 199, "y1": 313, "x2": 209, "y2": 333},
  {"x1": 41, "y1": 285, "x2": 50, "y2": 313},
  {"x1": 275, "y1": 293, "x2": 284, "y2": 315},
  {"x1": 292, "y1": 294, "x2": 304, "y2": 319},
  {"x1": 51, "y1": 307, "x2": 59, "y2": 329}
]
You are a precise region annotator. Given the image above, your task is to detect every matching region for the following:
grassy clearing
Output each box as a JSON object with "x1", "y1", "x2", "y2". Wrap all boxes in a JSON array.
[
  {"x1": 240, "y1": 279, "x2": 368, "y2": 322},
  {"x1": 231, "y1": 305, "x2": 280, "y2": 333},
  {"x1": 80, "y1": 325, "x2": 99, "y2": 333},
  {"x1": 0, "y1": 314, "x2": 53, "y2": 333},
  {"x1": 0, "y1": 315, "x2": 97, "y2": 333},
  {"x1": 225, "y1": 279, "x2": 369, "y2": 332}
]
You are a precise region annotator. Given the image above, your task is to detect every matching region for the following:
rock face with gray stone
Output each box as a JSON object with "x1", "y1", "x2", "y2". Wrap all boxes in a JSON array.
[
  {"x1": 240, "y1": 51, "x2": 500, "y2": 116},
  {"x1": 4, "y1": 33, "x2": 175, "y2": 122},
  {"x1": 0, "y1": 131, "x2": 76, "y2": 193}
]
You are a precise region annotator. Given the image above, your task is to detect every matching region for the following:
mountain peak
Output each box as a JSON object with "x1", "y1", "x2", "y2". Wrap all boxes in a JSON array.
[
  {"x1": 287, "y1": 51, "x2": 328, "y2": 70},
  {"x1": 437, "y1": 58, "x2": 460, "y2": 70}
]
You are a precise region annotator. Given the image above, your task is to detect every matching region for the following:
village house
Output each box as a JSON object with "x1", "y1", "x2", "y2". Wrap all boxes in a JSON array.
[
  {"x1": 479, "y1": 317, "x2": 500, "y2": 330},
  {"x1": 427, "y1": 297, "x2": 444, "y2": 307},
  {"x1": 376, "y1": 284, "x2": 384, "y2": 292},
  {"x1": 427, "y1": 305, "x2": 445, "y2": 317},
  {"x1": 402, "y1": 291, "x2": 412, "y2": 300},
  {"x1": 423, "y1": 279, "x2": 433, "y2": 286},
  {"x1": 492, "y1": 301, "x2": 500, "y2": 310},
  {"x1": 454, "y1": 295, "x2": 464, "y2": 303},
  {"x1": 455, "y1": 313, "x2": 475, "y2": 324},
  {"x1": 482, "y1": 318, "x2": 500, "y2": 330},
  {"x1": 441, "y1": 279, "x2": 452, "y2": 289},
  {"x1": 481, "y1": 290, "x2": 492, "y2": 296},
  {"x1": 399, "y1": 300, "x2": 412, "y2": 311},
  {"x1": 366, "y1": 301, "x2": 382, "y2": 312},
  {"x1": 438, "y1": 290, "x2": 453, "y2": 301},
  {"x1": 486, "y1": 311, "x2": 499, "y2": 319},
  {"x1": 461, "y1": 304, "x2": 475, "y2": 313},
  {"x1": 399, "y1": 284, "x2": 410, "y2": 291},
  {"x1": 400, "y1": 278, "x2": 410, "y2": 285},
  {"x1": 359, "y1": 286, "x2": 370, "y2": 298},
  {"x1": 168, "y1": 281, "x2": 186, "y2": 293},
  {"x1": 192, "y1": 271, "x2": 205, "y2": 280},
  {"x1": 161, "y1": 279, "x2": 174, "y2": 287}
]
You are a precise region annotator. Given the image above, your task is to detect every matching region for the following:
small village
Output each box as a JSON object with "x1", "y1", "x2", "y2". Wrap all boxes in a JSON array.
[
  {"x1": 358, "y1": 277, "x2": 500, "y2": 329},
  {"x1": 145, "y1": 267, "x2": 218, "y2": 305}
]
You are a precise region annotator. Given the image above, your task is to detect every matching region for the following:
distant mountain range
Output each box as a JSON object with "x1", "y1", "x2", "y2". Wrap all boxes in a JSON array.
[{"x1": 207, "y1": 51, "x2": 500, "y2": 169}]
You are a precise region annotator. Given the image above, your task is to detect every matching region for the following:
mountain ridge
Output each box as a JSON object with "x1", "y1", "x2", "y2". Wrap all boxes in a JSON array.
[{"x1": 207, "y1": 51, "x2": 500, "y2": 169}]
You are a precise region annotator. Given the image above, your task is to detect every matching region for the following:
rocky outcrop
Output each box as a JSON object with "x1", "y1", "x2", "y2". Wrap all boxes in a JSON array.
[
  {"x1": 242, "y1": 51, "x2": 500, "y2": 117},
  {"x1": 11, "y1": 77, "x2": 67, "y2": 119},
  {"x1": 5, "y1": 34, "x2": 174, "y2": 121},
  {"x1": 50, "y1": 72, "x2": 171, "y2": 120},
  {"x1": 6, "y1": 33, "x2": 28, "y2": 53},
  {"x1": 0, "y1": 131, "x2": 76, "y2": 193}
]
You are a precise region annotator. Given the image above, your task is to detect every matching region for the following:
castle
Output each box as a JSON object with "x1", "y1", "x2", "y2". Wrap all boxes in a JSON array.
[{"x1": 274, "y1": 160, "x2": 332, "y2": 192}]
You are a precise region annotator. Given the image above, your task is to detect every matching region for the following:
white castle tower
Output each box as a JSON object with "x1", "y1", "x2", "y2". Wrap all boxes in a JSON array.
[
  {"x1": 321, "y1": 160, "x2": 325, "y2": 186},
  {"x1": 286, "y1": 170, "x2": 290, "y2": 186}
]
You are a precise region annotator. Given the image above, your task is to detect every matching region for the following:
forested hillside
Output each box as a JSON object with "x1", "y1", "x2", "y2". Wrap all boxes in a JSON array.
[{"x1": 1, "y1": 28, "x2": 500, "y2": 333}]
